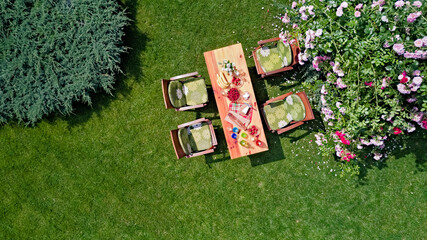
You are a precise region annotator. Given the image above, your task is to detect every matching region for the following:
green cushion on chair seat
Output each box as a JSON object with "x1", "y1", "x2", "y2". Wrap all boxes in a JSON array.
[
  {"x1": 255, "y1": 45, "x2": 283, "y2": 73},
  {"x1": 168, "y1": 81, "x2": 186, "y2": 108},
  {"x1": 178, "y1": 128, "x2": 192, "y2": 155},
  {"x1": 188, "y1": 122, "x2": 212, "y2": 152},
  {"x1": 277, "y1": 41, "x2": 293, "y2": 67},
  {"x1": 284, "y1": 94, "x2": 306, "y2": 121},
  {"x1": 183, "y1": 77, "x2": 208, "y2": 106},
  {"x1": 263, "y1": 100, "x2": 293, "y2": 130}
]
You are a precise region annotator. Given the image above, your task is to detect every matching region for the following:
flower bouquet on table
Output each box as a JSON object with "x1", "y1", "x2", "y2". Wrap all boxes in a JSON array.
[{"x1": 221, "y1": 59, "x2": 240, "y2": 76}]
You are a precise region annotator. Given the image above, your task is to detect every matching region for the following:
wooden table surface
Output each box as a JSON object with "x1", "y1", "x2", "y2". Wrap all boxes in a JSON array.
[{"x1": 204, "y1": 43, "x2": 269, "y2": 159}]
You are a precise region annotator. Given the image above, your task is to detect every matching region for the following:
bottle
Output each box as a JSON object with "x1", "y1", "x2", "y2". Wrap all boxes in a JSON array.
[
  {"x1": 231, "y1": 133, "x2": 238, "y2": 139},
  {"x1": 239, "y1": 140, "x2": 248, "y2": 147}
]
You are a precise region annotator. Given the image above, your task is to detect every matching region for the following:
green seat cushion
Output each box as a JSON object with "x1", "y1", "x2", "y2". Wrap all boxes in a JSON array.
[
  {"x1": 277, "y1": 41, "x2": 293, "y2": 67},
  {"x1": 168, "y1": 81, "x2": 186, "y2": 108},
  {"x1": 263, "y1": 100, "x2": 293, "y2": 130},
  {"x1": 183, "y1": 77, "x2": 208, "y2": 106},
  {"x1": 255, "y1": 45, "x2": 283, "y2": 73},
  {"x1": 178, "y1": 128, "x2": 192, "y2": 155},
  {"x1": 188, "y1": 122, "x2": 212, "y2": 152},
  {"x1": 284, "y1": 94, "x2": 306, "y2": 121}
]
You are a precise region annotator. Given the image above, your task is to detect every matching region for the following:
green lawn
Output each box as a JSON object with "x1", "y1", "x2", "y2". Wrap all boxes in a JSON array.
[{"x1": 1, "y1": 0, "x2": 426, "y2": 239}]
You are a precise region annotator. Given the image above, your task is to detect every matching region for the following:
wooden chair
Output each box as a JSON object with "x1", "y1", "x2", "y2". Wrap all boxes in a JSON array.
[
  {"x1": 261, "y1": 91, "x2": 314, "y2": 134},
  {"x1": 170, "y1": 118, "x2": 218, "y2": 159},
  {"x1": 252, "y1": 37, "x2": 301, "y2": 78},
  {"x1": 161, "y1": 72, "x2": 208, "y2": 111}
]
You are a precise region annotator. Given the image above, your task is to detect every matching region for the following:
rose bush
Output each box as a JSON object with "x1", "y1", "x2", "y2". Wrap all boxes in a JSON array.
[{"x1": 276, "y1": 0, "x2": 426, "y2": 176}]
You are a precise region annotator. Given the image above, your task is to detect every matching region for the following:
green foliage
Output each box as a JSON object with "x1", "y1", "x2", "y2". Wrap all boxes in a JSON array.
[
  {"x1": 0, "y1": 1, "x2": 426, "y2": 238},
  {"x1": 0, "y1": 0, "x2": 128, "y2": 125},
  {"x1": 275, "y1": 0, "x2": 427, "y2": 170}
]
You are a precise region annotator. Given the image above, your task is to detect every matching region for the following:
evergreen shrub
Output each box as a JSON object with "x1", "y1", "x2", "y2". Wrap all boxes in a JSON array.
[{"x1": 0, "y1": 0, "x2": 128, "y2": 124}]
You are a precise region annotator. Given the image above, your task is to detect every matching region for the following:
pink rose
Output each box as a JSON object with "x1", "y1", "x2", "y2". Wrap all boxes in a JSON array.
[
  {"x1": 404, "y1": 52, "x2": 414, "y2": 59},
  {"x1": 281, "y1": 13, "x2": 290, "y2": 23},
  {"x1": 407, "y1": 98, "x2": 417, "y2": 103},
  {"x1": 414, "y1": 39, "x2": 423, "y2": 47},
  {"x1": 407, "y1": 12, "x2": 422, "y2": 23},
  {"x1": 292, "y1": 1, "x2": 297, "y2": 9},
  {"x1": 374, "y1": 153, "x2": 382, "y2": 161},
  {"x1": 336, "y1": 78, "x2": 347, "y2": 89},
  {"x1": 308, "y1": 5, "x2": 315, "y2": 15},
  {"x1": 336, "y1": 7, "x2": 343, "y2": 17},
  {"x1": 354, "y1": 11, "x2": 361, "y2": 17},
  {"x1": 393, "y1": 127, "x2": 402, "y2": 135},
  {"x1": 397, "y1": 83, "x2": 411, "y2": 94},
  {"x1": 301, "y1": 13, "x2": 308, "y2": 20},
  {"x1": 381, "y1": 16, "x2": 388, "y2": 22},
  {"x1": 413, "y1": 77, "x2": 423, "y2": 85},
  {"x1": 355, "y1": 3, "x2": 363, "y2": 10},
  {"x1": 383, "y1": 41, "x2": 390, "y2": 48},
  {"x1": 381, "y1": 77, "x2": 387, "y2": 90},
  {"x1": 393, "y1": 43, "x2": 405, "y2": 55},
  {"x1": 395, "y1": 0, "x2": 405, "y2": 8},
  {"x1": 413, "y1": 1, "x2": 422, "y2": 8},
  {"x1": 312, "y1": 57, "x2": 320, "y2": 71}
]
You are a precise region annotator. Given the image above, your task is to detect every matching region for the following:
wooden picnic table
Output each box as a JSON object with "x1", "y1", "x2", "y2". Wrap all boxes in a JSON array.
[{"x1": 204, "y1": 43, "x2": 269, "y2": 159}]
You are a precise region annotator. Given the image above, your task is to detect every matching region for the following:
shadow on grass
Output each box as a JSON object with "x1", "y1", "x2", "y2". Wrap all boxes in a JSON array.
[
  {"x1": 247, "y1": 66, "x2": 286, "y2": 166},
  {"x1": 51, "y1": 0, "x2": 148, "y2": 128},
  {"x1": 198, "y1": 88, "x2": 229, "y2": 167},
  {"x1": 250, "y1": 63, "x2": 320, "y2": 86},
  {"x1": 289, "y1": 110, "x2": 324, "y2": 142},
  {"x1": 356, "y1": 130, "x2": 427, "y2": 184},
  {"x1": 204, "y1": 125, "x2": 231, "y2": 167},
  {"x1": 251, "y1": 111, "x2": 323, "y2": 166},
  {"x1": 249, "y1": 131, "x2": 285, "y2": 166}
]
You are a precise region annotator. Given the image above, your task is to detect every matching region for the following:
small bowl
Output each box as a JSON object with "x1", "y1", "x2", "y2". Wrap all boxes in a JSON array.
[{"x1": 242, "y1": 92, "x2": 250, "y2": 100}]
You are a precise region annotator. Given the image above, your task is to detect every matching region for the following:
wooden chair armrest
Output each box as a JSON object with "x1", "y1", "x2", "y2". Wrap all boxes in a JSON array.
[
  {"x1": 264, "y1": 66, "x2": 293, "y2": 76},
  {"x1": 264, "y1": 92, "x2": 293, "y2": 106},
  {"x1": 188, "y1": 148, "x2": 215, "y2": 158},
  {"x1": 176, "y1": 103, "x2": 206, "y2": 111},
  {"x1": 276, "y1": 121, "x2": 304, "y2": 134},
  {"x1": 257, "y1": 37, "x2": 281, "y2": 45},
  {"x1": 295, "y1": 92, "x2": 315, "y2": 121},
  {"x1": 208, "y1": 121, "x2": 218, "y2": 146},
  {"x1": 260, "y1": 106, "x2": 273, "y2": 132},
  {"x1": 178, "y1": 118, "x2": 207, "y2": 129},
  {"x1": 290, "y1": 40, "x2": 300, "y2": 67},
  {"x1": 161, "y1": 79, "x2": 174, "y2": 109},
  {"x1": 252, "y1": 49, "x2": 265, "y2": 76},
  {"x1": 170, "y1": 130, "x2": 187, "y2": 159},
  {"x1": 170, "y1": 72, "x2": 199, "y2": 80}
]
